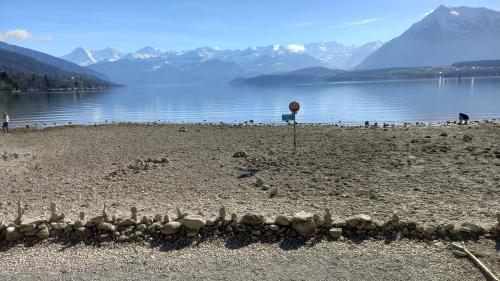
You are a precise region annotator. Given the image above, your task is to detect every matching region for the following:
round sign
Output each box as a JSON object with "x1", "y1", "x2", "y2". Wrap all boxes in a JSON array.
[{"x1": 289, "y1": 101, "x2": 300, "y2": 113}]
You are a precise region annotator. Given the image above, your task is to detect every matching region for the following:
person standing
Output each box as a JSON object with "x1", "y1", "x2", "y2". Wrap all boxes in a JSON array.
[{"x1": 2, "y1": 112, "x2": 9, "y2": 135}]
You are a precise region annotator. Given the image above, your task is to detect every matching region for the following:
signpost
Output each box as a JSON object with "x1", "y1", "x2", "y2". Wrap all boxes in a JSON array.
[{"x1": 282, "y1": 101, "x2": 300, "y2": 151}]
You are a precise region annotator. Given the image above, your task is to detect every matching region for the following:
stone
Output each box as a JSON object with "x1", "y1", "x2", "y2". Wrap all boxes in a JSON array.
[
  {"x1": 141, "y1": 216, "x2": 153, "y2": 225},
  {"x1": 269, "y1": 224, "x2": 280, "y2": 231},
  {"x1": 460, "y1": 223, "x2": 487, "y2": 235},
  {"x1": 130, "y1": 207, "x2": 138, "y2": 221},
  {"x1": 15, "y1": 201, "x2": 25, "y2": 224},
  {"x1": 154, "y1": 214, "x2": 162, "y2": 222},
  {"x1": 136, "y1": 224, "x2": 147, "y2": 232},
  {"x1": 5, "y1": 226, "x2": 23, "y2": 242},
  {"x1": 37, "y1": 225, "x2": 50, "y2": 240},
  {"x1": 49, "y1": 202, "x2": 65, "y2": 222},
  {"x1": 292, "y1": 212, "x2": 316, "y2": 238},
  {"x1": 275, "y1": 215, "x2": 292, "y2": 226},
  {"x1": 102, "y1": 205, "x2": 110, "y2": 222},
  {"x1": 347, "y1": 214, "x2": 372, "y2": 228},
  {"x1": 269, "y1": 187, "x2": 279, "y2": 198},
  {"x1": 50, "y1": 222, "x2": 67, "y2": 230},
  {"x1": 117, "y1": 235, "x2": 129, "y2": 241},
  {"x1": 176, "y1": 207, "x2": 188, "y2": 220},
  {"x1": 463, "y1": 134, "x2": 473, "y2": 142},
  {"x1": 163, "y1": 214, "x2": 170, "y2": 223},
  {"x1": 219, "y1": 207, "x2": 227, "y2": 220},
  {"x1": 322, "y1": 209, "x2": 333, "y2": 228},
  {"x1": 240, "y1": 214, "x2": 265, "y2": 225},
  {"x1": 181, "y1": 215, "x2": 206, "y2": 230},
  {"x1": 161, "y1": 222, "x2": 181, "y2": 235},
  {"x1": 250, "y1": 230, "x2": 261, "y2": 236},
  {"x1": 119, "y1": 218, "x2": 137, "y2": 227},
  {"x1": 329, "y1": 228, "x2": 343, "y2": 239},
  {"x1": 293, "y1": 211, "x2": 315, "y2": 222},
  {"x1": 19, "y1": 223, "x2": 36, "y2": 233},
  {"x1": 230, "y1": 213, "x2": 238, "y2": 221},
  {"x1": 97, "y1": 222, "x2": 116, "y2": 232},
  {"x1": 75, "y1": 227, "x2": 89, "y2": 240},
  {"x1": 232, "y1": 151, "x2": 248, "y2": 158}
]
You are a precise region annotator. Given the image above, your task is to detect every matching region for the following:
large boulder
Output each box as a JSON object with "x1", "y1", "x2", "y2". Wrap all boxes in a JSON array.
[
  {"x1": 181, "y1": 215, "x2": 206, "y2": 230},
  {"x1": 292, "y1": 212, "x2": 316, "y2": 238}
]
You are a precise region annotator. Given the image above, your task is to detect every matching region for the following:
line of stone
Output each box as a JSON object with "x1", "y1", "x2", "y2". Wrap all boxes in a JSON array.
[{"x1": 1, "y1": 202, "x2": 499, "y2": 243}]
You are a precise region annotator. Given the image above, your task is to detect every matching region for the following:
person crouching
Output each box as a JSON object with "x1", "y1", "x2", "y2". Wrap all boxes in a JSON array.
[{"x1": 459, "y1": 113, "x2": 469, "y2": 125}]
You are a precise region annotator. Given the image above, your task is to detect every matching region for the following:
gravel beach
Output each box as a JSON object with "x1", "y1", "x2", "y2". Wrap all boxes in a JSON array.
[
  {"x1": 0, "y1": 123, "x2": 498, "y2": 224},
  {"x1": 0, "y1": 239, "x2": 498, "y2": 280},
  {"x1": 0, "y1": 123, "x2": 499, "y2": 280}
]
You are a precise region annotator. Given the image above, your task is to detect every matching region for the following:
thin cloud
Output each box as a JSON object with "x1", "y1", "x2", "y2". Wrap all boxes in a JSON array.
[
  {"x1": 329, "y1": 18, "x2": 383, "y2": 29},
  {"x1": 0, "y1": 29, "x2": 32, "y2": 41}
]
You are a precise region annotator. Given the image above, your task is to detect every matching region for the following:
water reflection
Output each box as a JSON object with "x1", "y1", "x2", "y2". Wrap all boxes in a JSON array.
[{"x1": 0, "y1": 77, "x2": 499, "y2": 127}]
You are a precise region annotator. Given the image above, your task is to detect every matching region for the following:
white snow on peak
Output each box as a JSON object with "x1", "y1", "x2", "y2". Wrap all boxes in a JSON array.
[
  {"x1": 272, "y1": 44, "x2": 280, "y2": 52},
  {"x1": 288, "y1": 44, "x2": 305, "y2": 53},
  {"x1": 417, "y1": 5, "x2": 500, "y2": 34}
]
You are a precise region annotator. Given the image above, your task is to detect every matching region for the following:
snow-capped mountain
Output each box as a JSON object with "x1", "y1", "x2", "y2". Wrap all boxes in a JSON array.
[
  {"x1": 357, "y1": 5, "x2": 500, "y2": 69},
  {"x1": 64, "y1": 41, "x2": 383, "y2": 85},
  {"x1": 303, "y1": 41, "x2": 383, "y2": 69},
  {"x1": 128, "y1": 46, "x2": 162, "y2": 59},
  {"x1": 61, "y1": 47, "x2": 97, "y2": 66},
  {"x1": 92, "y1": 47, "x2": 123, "y2": 62},
  {"x1": 61, "y1": 47, "x2": 123, "y2": 66}
]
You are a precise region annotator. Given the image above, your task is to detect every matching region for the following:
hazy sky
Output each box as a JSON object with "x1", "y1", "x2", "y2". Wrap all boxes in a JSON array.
[{"x1": 1, "y1": 0, "x2": 500, "y2": 56}]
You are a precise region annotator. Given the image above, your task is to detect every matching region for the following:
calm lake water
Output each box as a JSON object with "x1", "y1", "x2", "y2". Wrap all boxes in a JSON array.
[{"x1": 1, "y1": 77, "x2": 499, "y2": 127}]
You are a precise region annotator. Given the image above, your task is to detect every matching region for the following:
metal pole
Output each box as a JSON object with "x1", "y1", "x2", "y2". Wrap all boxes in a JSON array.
[{"x1": 293, "y1": 113, "x2": 296, "y2": 151}]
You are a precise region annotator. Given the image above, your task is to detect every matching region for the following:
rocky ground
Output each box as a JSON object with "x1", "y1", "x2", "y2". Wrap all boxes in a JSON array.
[
  {"x1": 0, "y1": 239, "x2": 498, "y2": 280},
  {"x1": 0, "y1": 123, "x2": 498, "y2": 224},
  {"x1": 0, "y1": 123, "x2": 498, "y2": 280}
]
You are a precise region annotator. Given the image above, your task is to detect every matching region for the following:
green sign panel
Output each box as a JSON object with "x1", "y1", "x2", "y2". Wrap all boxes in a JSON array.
[{"x1": 282, "y1": 114, "x2": 295, "y2": 122}]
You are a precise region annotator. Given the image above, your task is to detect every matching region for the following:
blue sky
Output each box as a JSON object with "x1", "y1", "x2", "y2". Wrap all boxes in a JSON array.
[{"x1": 1, "y1": 0, "x2": 500, "y2": 56}]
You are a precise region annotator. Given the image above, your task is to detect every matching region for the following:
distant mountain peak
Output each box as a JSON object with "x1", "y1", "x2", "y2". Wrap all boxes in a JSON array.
[{"x1": 356, "y1": 5, "x2": 500, "y2": 70}]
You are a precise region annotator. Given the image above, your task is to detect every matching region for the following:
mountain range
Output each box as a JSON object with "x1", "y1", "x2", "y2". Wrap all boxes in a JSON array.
[
  {"x1": 62, "y1": 42, "x2": 383, "y2": 70},
  {"x1": 60, "y1": 42, "x2": 383, "y2": 84}
]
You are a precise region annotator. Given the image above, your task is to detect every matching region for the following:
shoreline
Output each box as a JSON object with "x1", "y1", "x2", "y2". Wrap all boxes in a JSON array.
[{"x1": 5, "y1": 117, "x2": 500, "y2": 131}]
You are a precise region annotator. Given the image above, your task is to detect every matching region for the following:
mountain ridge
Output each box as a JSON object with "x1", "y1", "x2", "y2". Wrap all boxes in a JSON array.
[{"x1": 356, "y1": 5, "x2": 500, "y2": 69}]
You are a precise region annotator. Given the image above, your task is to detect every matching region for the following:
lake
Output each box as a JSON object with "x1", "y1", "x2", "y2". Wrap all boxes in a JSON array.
[{"x1": 1, "y1": 77, "x2": 499, "y2": 127}]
